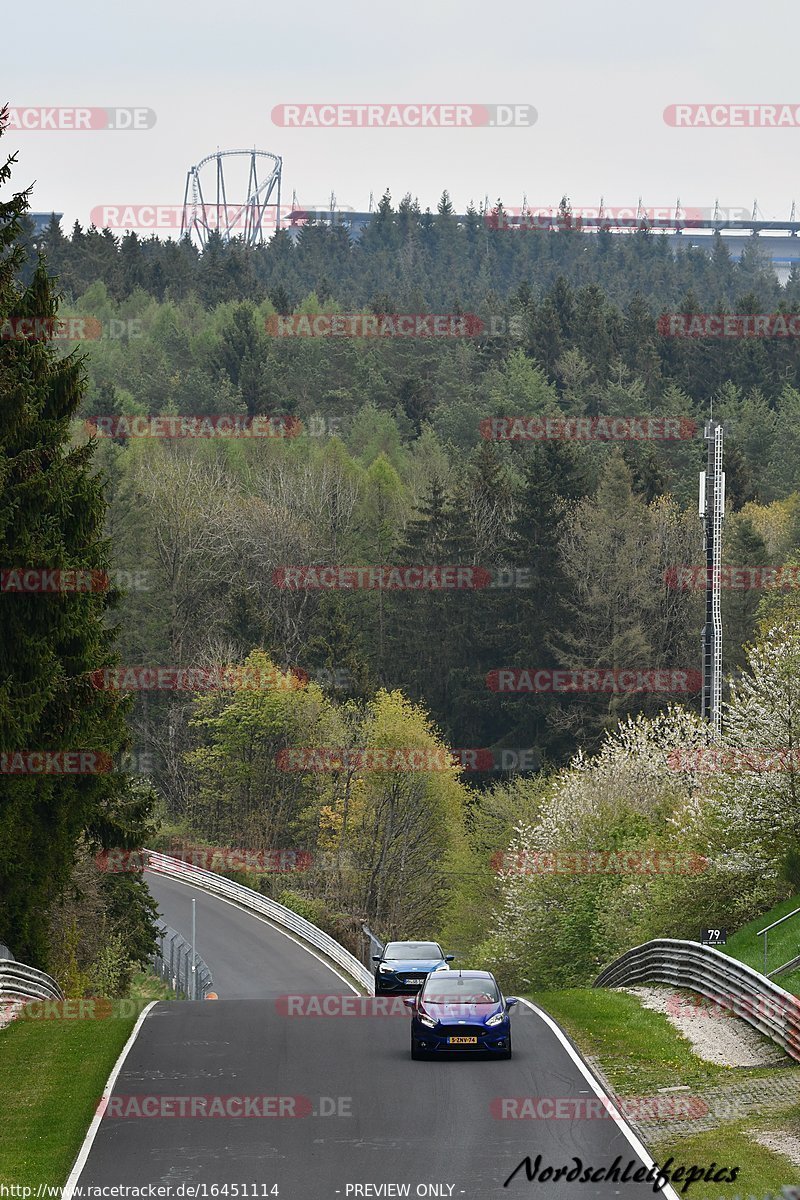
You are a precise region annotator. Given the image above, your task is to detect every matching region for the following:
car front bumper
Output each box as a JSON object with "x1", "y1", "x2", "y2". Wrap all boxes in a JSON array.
[
  {"x1": 411, "y1": 1022, "x2": 510, "y2": 1053},
  {"x1": 375, "y1": 973, "x2": 431, "y2": 993}
]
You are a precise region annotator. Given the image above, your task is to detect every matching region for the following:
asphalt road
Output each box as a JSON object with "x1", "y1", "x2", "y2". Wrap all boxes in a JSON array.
[
  {"x1": 70, "y1": 869, "x2": 684, "y2": 1199},
  {"x1": 145, "y1": 873, "x2": 348, "y2": 999}
]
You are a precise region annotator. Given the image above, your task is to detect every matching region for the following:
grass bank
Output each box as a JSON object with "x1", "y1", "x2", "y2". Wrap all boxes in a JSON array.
[
  {"x1": 531, "y1": 987, "x2": 800, "y2": 1198},
  {"x1": 0, "y1": 972, "x2": 170, "y2": 1188},
  {"x1": 723, "y1": 893, "x2": 800, "y2": 995}
]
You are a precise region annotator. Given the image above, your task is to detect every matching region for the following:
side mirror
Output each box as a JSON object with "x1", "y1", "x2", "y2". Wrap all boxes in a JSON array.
[
  {"x1": 506, "y1": 997, "x2": 519, "y2": 1009},
  {"x1": 445, "y1": 955, "x2": 455, "y2": 962},
  {"x1": 402, "y1": 997, "x2": 415, "y2": 1007},
  {"x1": 372, "y1": 956, "x2": 382, "y2": 962}
]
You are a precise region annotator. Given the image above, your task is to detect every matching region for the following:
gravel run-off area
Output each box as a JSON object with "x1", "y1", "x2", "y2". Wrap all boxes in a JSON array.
[{"x1": 617, "y1": 984, "x2": 788, "y2": 1067}]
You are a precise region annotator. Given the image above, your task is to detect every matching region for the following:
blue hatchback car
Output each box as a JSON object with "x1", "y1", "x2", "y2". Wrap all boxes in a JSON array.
[
  {"x1": 373, "y1": 940, "x2": 454, "y2": 994},
  {"x1": 405, "y1": 969, "x2": 518, "y2": 1059}
]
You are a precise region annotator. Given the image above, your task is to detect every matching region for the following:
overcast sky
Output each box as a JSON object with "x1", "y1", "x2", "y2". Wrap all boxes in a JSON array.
[{"x1": 5, "y1": 0, "x2": 800, "y2": 233}]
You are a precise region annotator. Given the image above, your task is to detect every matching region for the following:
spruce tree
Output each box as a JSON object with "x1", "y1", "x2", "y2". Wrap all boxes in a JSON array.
[{"x1": 0, "y1": 110, "x2": 154, "y2": 965}]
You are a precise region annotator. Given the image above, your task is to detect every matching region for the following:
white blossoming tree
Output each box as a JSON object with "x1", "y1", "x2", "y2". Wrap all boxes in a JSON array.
[
  {"x1": 480, "y1": 701, "x2": 786, "y2": 989},
  {"x1": 481, "y1": 708, "x2": 711, "y2": 987},
  {"x1": 716, "y1": 615, "x2": 800, "y2": 857}
]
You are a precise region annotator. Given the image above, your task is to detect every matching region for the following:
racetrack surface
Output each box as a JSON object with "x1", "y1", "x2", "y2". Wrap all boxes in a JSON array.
[{"x1": 70, "y1": 870, "x2": 681, "y2": 1199}]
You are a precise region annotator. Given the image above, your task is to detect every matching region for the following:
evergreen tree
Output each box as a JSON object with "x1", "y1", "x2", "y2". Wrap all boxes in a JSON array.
[
  {"x1": 490, "y1": 441, "x2": 591, "y2": 764},
  {"x1": 722, "y1": 513, "x2": 770, "y2": 680},
  {"x1": 0, "y1": 114, "x2": 155, "y2": 965}
]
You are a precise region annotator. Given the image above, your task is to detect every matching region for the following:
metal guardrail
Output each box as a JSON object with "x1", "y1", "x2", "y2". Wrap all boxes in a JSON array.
[
  {"x1": 145, "y1": 850, "x2": 375, "y2": 994},
  {"x1": 757, "y1": 905, "x2": 800, "y2": 977},
  {"x1": 772, "y1": 953, "x2": 800, "y2": 979},
  {"x1": 0, "y1": 959, "x2": 64, "y2": 1004},
  {"x1": 152, "y1": 922, "x2": 213, "y2": 999},
  {"x1": 595, "y1": 938, "x2": 800, "y2": 1062},
  {"x1": 362, "y1": 923, "x2": 384, "y2": 961}
]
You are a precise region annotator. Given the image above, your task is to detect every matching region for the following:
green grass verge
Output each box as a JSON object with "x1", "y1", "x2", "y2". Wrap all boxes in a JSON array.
[
  {"x1": 530, "y1": 988, "x2": 800, "y2": 1197},
  {"x1": 723, "y1": 893, "x2": 800, "y2": 995},
  {"x1": 0, "y1": 973, "x2": 169, "y2": 1188},
  {"x1": 128, "y1": 969, "x2": 173, "y2": 1005},
  {"x1": 654, "y1": 1125, "x2": 799, "y2": 1198},
  {"x1": 531, "y1": 987, "x2": 788, "y2": 1094}
]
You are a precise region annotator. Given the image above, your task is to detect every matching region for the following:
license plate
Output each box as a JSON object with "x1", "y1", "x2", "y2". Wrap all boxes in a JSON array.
[
  {"x1": 405, "y1": 978, "x2": 423, "y2": 984},
  {"x1": 448, "y1": 1036, "x2": 478, "y2": 1044}
]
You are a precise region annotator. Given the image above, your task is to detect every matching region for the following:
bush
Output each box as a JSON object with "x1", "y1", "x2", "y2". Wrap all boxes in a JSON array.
[
  {"x1": 782, "y1": 848, "x2": 800, "y2": 891},
  {"x1": 47, "y1": 847, "x2": 158, "y2": 997},
  {"x1": 86, "y1": 932, "x2": 133, "y2": 998},
  {"x1": 277, "y1": 889, "x2": 328, "y2": 926}
]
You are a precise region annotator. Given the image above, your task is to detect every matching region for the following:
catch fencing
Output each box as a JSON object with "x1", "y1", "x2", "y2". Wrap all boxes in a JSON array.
[{"x1": 152, "y1": 921, "x2": 213, "y2": 999}]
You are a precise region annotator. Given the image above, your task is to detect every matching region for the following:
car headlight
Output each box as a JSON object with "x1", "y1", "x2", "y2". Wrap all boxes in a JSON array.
[
  {"x1": 433, "y1": 963, "x2": 448, "y2": 971},
  {"x1": 485, "y1": 1011, "x2": 507, "y2": 1027},
  {"x1": 418, "y1": 1013, "x2": 437, "y2": 1028},
  {"x1": 378, "y1": 963, "x2": 394, "y2": 973}
]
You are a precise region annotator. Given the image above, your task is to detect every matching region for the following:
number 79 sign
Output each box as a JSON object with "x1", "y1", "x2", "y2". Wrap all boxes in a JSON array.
[{"x1": 701, "y1": 928, "x2": 727, "y2": 945}]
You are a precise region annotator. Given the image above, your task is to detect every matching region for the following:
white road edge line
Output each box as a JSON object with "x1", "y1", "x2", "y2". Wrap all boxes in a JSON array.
[
  {"x1": 63, "y1": 1000, "x2": 158, "y2": 1200},
  {"x1": 63, "y1": 875, "x2": 360, "y2": 1195},
  {"x1": 146, "y1": 869, "x2": 362, "y2": 996},
  {"x1": 519, "y1": 999, "x2": 682, "y2": 1200}
]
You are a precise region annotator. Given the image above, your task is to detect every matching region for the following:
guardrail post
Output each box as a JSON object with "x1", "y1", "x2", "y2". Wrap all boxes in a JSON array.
[
  {"x1": 157, "y1": 926, "x2": 166, "y2": 984},
  {"x1": 191, "y1": 898, "x2": 197, "y2": 1001}
]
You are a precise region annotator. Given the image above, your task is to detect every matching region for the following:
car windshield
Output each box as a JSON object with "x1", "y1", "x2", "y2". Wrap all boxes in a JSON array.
[
  {"x1": 384, "y1": 942, "x2": 440, "y2": 960},
  {"x1": 423, "y1": 978, "x2": 500, "y2": 1003}
]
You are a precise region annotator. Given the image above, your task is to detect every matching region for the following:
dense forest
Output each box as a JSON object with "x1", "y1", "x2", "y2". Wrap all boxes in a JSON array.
[{"x1": 5, "y1": 132, "x2": 800, "y2": 990}]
